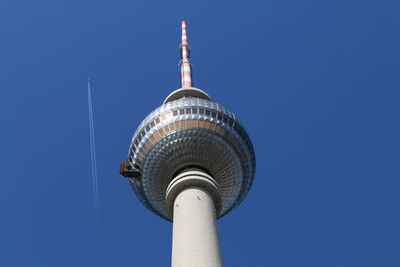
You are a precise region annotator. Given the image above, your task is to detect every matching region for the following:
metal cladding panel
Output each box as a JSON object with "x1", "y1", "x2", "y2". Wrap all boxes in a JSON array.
[{"x1": 127, "y1": 97, "x2": 255, "y2": 221}]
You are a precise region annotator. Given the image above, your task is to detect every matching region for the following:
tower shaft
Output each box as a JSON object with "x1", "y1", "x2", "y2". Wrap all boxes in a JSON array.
[{"x1": 167, "y1": 170, "x2": 223, "y2": 267}]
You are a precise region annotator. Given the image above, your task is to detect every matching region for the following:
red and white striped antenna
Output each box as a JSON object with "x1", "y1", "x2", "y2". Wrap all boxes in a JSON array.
[{"x1": 179, "y1": 20, "x2": 192, "y2": 88}]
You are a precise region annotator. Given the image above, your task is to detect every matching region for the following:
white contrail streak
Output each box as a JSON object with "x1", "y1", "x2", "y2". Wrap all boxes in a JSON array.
[
  {"x1": 88, "y1": 78, "x2": 100, "y2": 216},
  {"x1": 87, "y1": 78, "x2": 101, "y2": 260}
]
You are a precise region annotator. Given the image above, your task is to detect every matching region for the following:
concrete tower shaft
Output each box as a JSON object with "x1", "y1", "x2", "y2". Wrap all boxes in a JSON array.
[{"x1": 166, "y1": 169, "x2": 223, "y2": 267}]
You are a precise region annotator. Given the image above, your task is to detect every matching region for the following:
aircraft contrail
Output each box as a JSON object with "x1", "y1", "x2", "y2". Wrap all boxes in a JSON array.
[
  {"x1": 88, "y1": 78, "x2": 100, "y2": 216},
  {"x1": 87, "y1": 78, "x2": 101, "y2": 259}
]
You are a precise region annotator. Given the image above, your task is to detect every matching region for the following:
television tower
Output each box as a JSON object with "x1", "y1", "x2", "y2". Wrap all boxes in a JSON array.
[{"x1": 120, "y1": 20, "x2": 256, "y2": 267}]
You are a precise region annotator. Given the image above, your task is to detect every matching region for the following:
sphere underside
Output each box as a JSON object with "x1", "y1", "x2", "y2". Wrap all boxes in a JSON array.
[{"x1": 128, "y1": 97, "x2": 255, "y2": 221}]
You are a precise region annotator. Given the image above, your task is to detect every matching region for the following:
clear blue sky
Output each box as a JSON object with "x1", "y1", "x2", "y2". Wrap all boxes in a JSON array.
[{"x1": 1, "y1": 0, "x2": 399, "y2": 266}]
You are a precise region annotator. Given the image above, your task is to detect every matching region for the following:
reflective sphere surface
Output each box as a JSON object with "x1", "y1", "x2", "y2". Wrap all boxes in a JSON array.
[{"x1": 127, "y1": 92, "x2": 255, "y2": 221}]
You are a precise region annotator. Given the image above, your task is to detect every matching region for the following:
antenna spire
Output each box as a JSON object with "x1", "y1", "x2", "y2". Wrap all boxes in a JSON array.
[{"x1": 180, "y1": 20, "x2": 192, "y2": 88}]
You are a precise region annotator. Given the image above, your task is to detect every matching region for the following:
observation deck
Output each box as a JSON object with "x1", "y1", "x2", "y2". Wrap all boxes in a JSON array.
[{"x1": 122, "y1": 87, "x2": 256, "y2": 221}]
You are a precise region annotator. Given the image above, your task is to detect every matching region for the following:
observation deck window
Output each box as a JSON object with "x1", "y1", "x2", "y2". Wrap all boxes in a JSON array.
[
  {"x1": 145, "y1": 140, "x2": 152, "y2": 149},
  {"x1": 210, "y1": 122, "x2": 216, "y2": 130}
]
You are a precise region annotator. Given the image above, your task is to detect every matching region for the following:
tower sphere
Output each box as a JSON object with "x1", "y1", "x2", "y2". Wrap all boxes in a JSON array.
[{"x1": 125, "y1": 87, "x2": 256, "y2": 221}]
